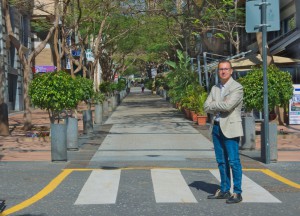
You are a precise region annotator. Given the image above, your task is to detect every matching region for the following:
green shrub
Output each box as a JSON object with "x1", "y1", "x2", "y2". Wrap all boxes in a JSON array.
[
  {"x1": 117, "y1": 79, "x2": 126, "y2": 91},
  {"x1": 239, "y1": 65, "x2": 293, "y2": 112},
  {"x1": 29, "y1": 71, "x2": 81, "y2": 123},
  {"x1": 74, "y1": 76, "x2": 94, "y2": 104}
]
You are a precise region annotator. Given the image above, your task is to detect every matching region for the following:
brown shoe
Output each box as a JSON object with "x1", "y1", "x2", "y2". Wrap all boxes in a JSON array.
[
  {"x1": 207, "y1": 189, "x2": 231, "y2": 199},
  {"x1": 226, "y1": 193, "x2": 243, "y2": 204}
]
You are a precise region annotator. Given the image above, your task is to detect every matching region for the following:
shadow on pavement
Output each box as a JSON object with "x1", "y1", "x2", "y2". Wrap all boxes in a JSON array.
[{"x1": 189, "y1": 181, "x2": 219, "y2": 194}]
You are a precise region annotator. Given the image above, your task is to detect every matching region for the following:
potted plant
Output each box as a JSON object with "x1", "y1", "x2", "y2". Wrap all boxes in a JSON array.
[
  {"x1": 29, "y1": 71, "x2": 82, "y2": 160},
  {"x1": 165, "y1": 50, "x2": 196, "y2": 110},
  {"x1": 93, "y1": 91, "x2": 105, "y2": 125},
  {"x1": 74, "y1": 77, "x2": 94, "y2": 134},
  {"x1": 238, "y1": 65, "x2": 293, "y2": 150},
  {"x1": 239, "y1": 65, "x2": 293, "y2": 118},
  {"x1": 195, "y1": 91, "x2": 208, "y2": 126}
]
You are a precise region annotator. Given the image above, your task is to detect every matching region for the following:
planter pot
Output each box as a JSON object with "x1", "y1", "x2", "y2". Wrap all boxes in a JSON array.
[
  {"x1": 241, "y1": 116, "x2": 255, "y2": 150},
  {"x1": 163, "y1": 90, "x2": 167, "y2": 100},
  {"x1": 269, "y1": 111, "x2": 277, "y2": 121},
  {"x1": 261, "y1": 122, "x2": 278, "y2": 162},
  {"x1": 50, "y1": 123, "x2": 67, "y2": 161},
  {"x1": 94, "y1": 103, "x2": 103, "y2": 124},
  {"x1": 184, "y1": 108, "x2": 191, "y2": 119},
  {"x1": 108, "y1": 98, "x2": 113, "y2": 112},
  {"x1": 190, "y1": 111, "x2": 198, "y2": 122},
  {"x1": 116, "y1": 93, "x2": 121, "y2": 105},
  {"x1": 103, "y1": 100, "x2": 109, "y2": 116},
  {"x1": 197, "y1": 115, "x2": 207, "y2": 126},
  {"x1": 83, "y1": 109, "x2": 93, "y2": 134},
  {"x1": 66, "y1": 117, "x2": 78, "y2": 150}
]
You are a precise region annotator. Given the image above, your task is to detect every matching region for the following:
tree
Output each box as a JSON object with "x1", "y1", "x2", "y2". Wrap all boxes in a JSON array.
[
  {"x1": 2, "y1": 0, "x2": 60, "y2": 130},
  {"x1": 192, "y1": 0, "x2": 245, "y2": 54}
]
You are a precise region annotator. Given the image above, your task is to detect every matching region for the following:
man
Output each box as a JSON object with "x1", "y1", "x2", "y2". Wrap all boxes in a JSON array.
[{"x1": 204, "y1": 60, "x2": 243, "y2": 204}]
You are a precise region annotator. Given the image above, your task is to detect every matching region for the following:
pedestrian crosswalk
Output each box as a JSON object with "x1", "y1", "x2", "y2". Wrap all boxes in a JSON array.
[
  {"x1": 75, "y1": 170, "x2": 121, "y2": 205},
  {"x1": 73, "y1": 169, "x2": 281, "y2": 205},
  {"x1": 151, "y1": 169, "x2": 198, "y2": 203}
]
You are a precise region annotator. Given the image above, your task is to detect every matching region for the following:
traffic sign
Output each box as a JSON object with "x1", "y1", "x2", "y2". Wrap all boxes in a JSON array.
[{"x1": 246, "y1": 0, "x2": 280, "y2": 33}]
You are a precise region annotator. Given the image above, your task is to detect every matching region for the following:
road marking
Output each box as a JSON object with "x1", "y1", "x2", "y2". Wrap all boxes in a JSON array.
[
  {"x1": 151, "y1": 169, "x2": 197, "y2": 203},
  {"x1": 75, "y1": 170, "x2": 121, "y2": 205},
  {"x1": 261, "y1": 169, "x2": 300, "y2": 189},
  {"x1": 2, "y1": 169, "x2": 72, "y2": 216},
  {"x1": 210, "y1": 170, "x2": 281, "y2": 203},
  {"x1": 3, "y1": 167, "x2": 298, "y2": 215},
  {"x1": 67, "y1": 167, "x2": 300, "y2": 189}
]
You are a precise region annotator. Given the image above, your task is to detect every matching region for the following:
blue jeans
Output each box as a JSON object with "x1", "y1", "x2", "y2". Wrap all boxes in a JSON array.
[{"x1": 212, "y1": 124, "x2": 242, "y2": 194}]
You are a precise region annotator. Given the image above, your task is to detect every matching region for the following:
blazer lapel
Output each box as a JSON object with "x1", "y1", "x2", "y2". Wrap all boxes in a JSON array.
[{"x1": 221, "y1": 77, "x2": 234, "y2": 98}]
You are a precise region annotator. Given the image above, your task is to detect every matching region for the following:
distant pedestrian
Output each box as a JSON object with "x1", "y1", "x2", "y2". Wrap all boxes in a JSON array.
[
  {"x1": 204, "y1": 60, "x2": 244, "y2": 204},
  {"x1": 141, "y1": 83, "x2": 145, "y2": 93}
]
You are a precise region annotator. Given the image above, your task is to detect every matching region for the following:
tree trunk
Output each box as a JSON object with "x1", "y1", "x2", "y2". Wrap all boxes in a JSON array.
[
  {"x1": 54, "y1": 27, "x2": 61, "y2": 71},
  {"x1": 23, "y1": 64, "x2": 32, "y2": 130},
  {"x1": 256, "y1": 32, "x2": 274, "y2": 65},
  {"x1": 0, "y1": 55, "x2": 9, "y2": 135},
  {"x1": 0, "y1": 103, "x2": 9, "y2": 136}
]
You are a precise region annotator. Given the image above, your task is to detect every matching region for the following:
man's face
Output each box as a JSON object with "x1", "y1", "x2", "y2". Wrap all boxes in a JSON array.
[{"x1": 218, "y1": 62, "x2": 233, "y2": 84}]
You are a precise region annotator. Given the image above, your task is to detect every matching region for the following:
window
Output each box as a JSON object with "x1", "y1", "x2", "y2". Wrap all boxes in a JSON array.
[
  {"x1": 282, "y1": 15, "x2": 296, "y2": 34},
  {"x1": 20, "y1": 15, "x2": 29, "y2": 47}
]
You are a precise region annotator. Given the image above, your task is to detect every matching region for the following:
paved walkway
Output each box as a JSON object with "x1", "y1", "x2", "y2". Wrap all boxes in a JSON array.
[{"x1": 0, "y1": 87, "x2": 299, "y2": 163}]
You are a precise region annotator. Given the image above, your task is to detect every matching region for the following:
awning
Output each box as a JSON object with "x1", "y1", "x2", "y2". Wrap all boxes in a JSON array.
[{"x1": 230, "y1": 54, "x2": 300, "y2": 69}]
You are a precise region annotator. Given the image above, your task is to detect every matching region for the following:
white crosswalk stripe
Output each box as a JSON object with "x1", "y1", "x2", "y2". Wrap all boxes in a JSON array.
[
  {"x1": 75, "y1": 170, "x2": 121, "y2": 205},
  {"x1": 74, "y1": 169, "x2": 281, "y2": 205},
  {"x1": 151, "y1": 169, "x2": 197, "y2": 203},
  {"x1": 209, "y1": 170, "x2": 281, "y2": 203}
]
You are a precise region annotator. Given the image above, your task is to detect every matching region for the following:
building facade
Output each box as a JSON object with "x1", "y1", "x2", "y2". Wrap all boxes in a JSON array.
[{"x1": 0, "y1": 2, "x2": 31, "y2": 112}]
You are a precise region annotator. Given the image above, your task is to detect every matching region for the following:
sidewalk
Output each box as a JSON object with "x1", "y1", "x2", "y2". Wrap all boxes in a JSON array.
[{"x1": 1, "y1": 88, "x2": 300, "y2": 162}]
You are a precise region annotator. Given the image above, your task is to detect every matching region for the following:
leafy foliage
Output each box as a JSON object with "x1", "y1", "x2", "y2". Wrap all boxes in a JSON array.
[
  {"x1": 29, "y1": 71, "x2": 82, "y2": 123},
  {"x1": 116, "y1": 79, "x2": 126, "y2": 91},
  {"x1": 239, "y1": 65, "x2": 294, "y2": 112},
  {"x1": 99, "y1": 81, "x2": 112, "y2": 96},
  {"x1": 92, "y1": 91, "x2": 106, "y2": 104},
  {"x1": 164, "y1": 49, "x2": 207, "y2": 111},
  {"x1": 165, "y1": 50, "x2": 195, "y2": 103},
  {"x1": 99, "y1": 81, "x2": 120, "y2": 96},
  {"x1": 74, "y1": 76, "x2": 94, "y2": 104}
]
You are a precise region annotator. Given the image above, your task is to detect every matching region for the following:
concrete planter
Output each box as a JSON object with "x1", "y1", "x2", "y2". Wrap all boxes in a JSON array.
[
  {"x1": 261, "y1": 122, "x2": 278, "y2": 162},
  {"x1": 83, "y1": 109, "x2": 93, "y2": 134},
  {"x1": 103, "y1": 100, "x2": 109, "y2": 116},
  {"x1": 50, "y1": 123, "x2": 67, "y2": 161},
  {"x1": 66, "y1": 117, "x2": 78, "y2": 150},
  {"x1": 108, "y1": 98, "x2": 113, "y2": 112},
  {"x1": 94, "y1": 103, "x2": 103, "y2": 124},
  {"x1": 116, "y1": 93, "x2": 121, "y2": 105},
  {"x1": 241, "y1": 116, "x2": 256, "y2": 150}
]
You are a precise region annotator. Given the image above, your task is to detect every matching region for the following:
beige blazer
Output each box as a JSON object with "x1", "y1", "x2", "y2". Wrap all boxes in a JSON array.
[{"x1": 204, "y1": 77, "x2": 244, "y2": 138}]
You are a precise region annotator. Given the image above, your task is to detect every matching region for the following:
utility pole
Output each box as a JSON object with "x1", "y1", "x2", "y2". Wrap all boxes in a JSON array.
[
  {"x1": 261, "y1": 0, "x2": 270, "y2": 164},
  {"x1": 246, "y1": 0, "x2": 280, "y2": 164}
]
